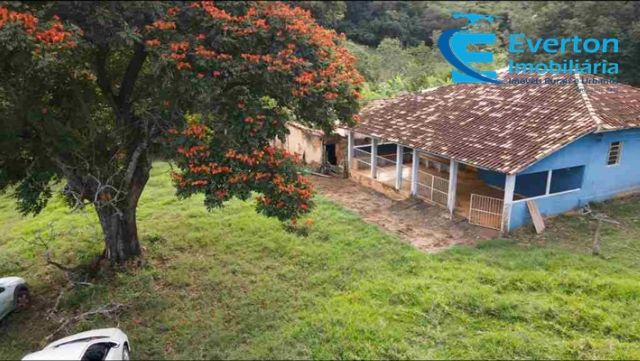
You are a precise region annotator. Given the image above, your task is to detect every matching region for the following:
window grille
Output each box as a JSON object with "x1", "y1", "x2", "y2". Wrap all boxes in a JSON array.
[{"x1": 607, "y1": 141, "x2": 622, "y2": 166}]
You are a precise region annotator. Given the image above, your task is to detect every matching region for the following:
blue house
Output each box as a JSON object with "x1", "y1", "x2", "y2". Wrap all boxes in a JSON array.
[{"x1": 347, "y1": 73, "x2": 640, "y2": 232}]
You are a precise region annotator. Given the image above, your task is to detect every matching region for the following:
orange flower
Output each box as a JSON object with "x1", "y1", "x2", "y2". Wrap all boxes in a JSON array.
[
  {"x1": 324, "y1": 92, "x2": 338, "y2": 100},
  {"x1": 295, "y1": 71, "x2": 314, "y2": 85},
  {"x1": 253, "y1": 19, "x2": 268, "y2": 30},
  {"x1": 170, "y1": 41, "x2": 189, "y2": 52},
  {"x1": 167, "y1": 7, "x2": 180, "y2": 17},
  {"x1": 183, "y1": 124, "x2": 208, "y2": 139},
  {"x1": 0, "y1": 7, "x2": 38, "y2": 34},
  {"x1": 240, "y1": 53, "x2": 261, "y2": 63},
  {"x1": 176, "y1": 61, "x2": 192, "y2": 70},
  {"x1": 145, "y1": 39, "x2": 161, "y2": 47},
  {"x1": 147, "y1": 20, "x2": 176, "y2": 31},
  {"x1": 201, "y1": 3, "x2": 236, "y2": 21},
  {"x1": 195, "y1": 45, "x2": 216, "y2": 59},
  {"x1": 35, "y1": 21, "x2": 74, "y2": 45}
]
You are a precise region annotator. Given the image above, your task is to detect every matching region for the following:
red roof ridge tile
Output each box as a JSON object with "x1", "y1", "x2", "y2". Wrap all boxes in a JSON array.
[{"x1": 575, "y1": 73, "x2": 604, "y2": 131}]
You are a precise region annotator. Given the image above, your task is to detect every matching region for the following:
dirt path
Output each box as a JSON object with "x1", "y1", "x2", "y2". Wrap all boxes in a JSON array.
[{"x1": 311, "y1": 175, "x2": 498, "y2": 252}]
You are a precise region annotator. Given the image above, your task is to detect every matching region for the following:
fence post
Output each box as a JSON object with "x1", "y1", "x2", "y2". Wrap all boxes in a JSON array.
[
  {"x1": 370, "y1": 138, "x2": 378, "y2": 179},
  {"x1": 410, "y1": 149, "x2": 419, "y2": 195},
  {"x1": 395, "y1": 144, "x2": 403, "y2": 190}
]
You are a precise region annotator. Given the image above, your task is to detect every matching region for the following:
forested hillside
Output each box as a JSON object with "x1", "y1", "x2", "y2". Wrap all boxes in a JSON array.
[{"x1": 295, "y1": 1, "x2": 640, "y2": 98}]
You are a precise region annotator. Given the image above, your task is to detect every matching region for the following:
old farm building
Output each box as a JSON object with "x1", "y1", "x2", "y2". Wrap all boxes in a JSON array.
[
  {"x1": 346, "y1": 73, "x2": 640, "y2": 231},
  {"x1": 275, "y1": 122, "x2": 354, "y2": 167}
]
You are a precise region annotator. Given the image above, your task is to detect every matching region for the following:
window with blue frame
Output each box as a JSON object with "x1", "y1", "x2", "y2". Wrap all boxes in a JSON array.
[
  {"x1": 515, "y1": 171, "x2": 548, "y2": 197},
  {"x1": 550, "y1": 166, "x2": 585, "y2": 193},
  {"x1": 512, "y1": 166, "x2": 585, "y2": 199}
]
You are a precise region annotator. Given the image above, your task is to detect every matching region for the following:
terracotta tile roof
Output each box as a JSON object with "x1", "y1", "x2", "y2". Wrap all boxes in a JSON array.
[
  {"x1": 355, "y1": 73, "x2": 640, "y2": 174},
  {"x1": 584, "y1": 81, "x2": 640, "y2": 130}
]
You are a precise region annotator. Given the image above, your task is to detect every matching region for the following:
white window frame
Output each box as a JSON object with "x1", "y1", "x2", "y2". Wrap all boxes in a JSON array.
[
  {"x1": 606, "y1": 141, "x2": 623, "y2": 166},
  {"x1": 512, "y1": 166, "x2": 585, "y2": 203}
]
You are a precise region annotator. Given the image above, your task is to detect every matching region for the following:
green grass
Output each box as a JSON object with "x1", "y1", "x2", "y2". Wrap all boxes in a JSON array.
[{"x1": 1, "y1": 162, "x2": 639, "y2": 359}]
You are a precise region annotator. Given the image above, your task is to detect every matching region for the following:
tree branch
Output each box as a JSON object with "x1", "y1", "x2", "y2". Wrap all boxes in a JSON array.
[
  {"x1": 95, "y1": 47, "x2": 117, "y2": 108},
  {"x1": 48, "y1": 287, "x2": 66, "y2": 320},
  {"x1": 122, "y1": 139, "x2": 147, "y2": 190},
  {"x1": 46, "y1": 258, "x2": 75, "y2": 273},
  {"x1": 45, "y1": 303, "x2": 126, "y2": 343},
  {"x1": 116, "y1": 42, "x2": 147, "y2": 114}
]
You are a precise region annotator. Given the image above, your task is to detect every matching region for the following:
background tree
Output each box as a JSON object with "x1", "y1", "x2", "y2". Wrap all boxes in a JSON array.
[
  {"x1": 0, "y1": 1, "x2": 362, "y2": 264},
  {"x1": 297, "y1": 1, "x2": 640, "y2": 96},
  {"x1": 509, "y1": 1, "x2": 640, "y2": 85},
  {"x1": 292, "y1": 1, "x2": 346, "y2": 29}
]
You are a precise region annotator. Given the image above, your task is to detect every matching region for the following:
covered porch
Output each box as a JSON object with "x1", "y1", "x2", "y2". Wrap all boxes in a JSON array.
[{"x1": 347, "y1": 132, "x2": 517, "y2": 231}]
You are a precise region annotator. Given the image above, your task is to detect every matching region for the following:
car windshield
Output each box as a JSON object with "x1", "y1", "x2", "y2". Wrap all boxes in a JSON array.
[{"x1": 82, "y1": 342, "x2": 116, "y2": 361}]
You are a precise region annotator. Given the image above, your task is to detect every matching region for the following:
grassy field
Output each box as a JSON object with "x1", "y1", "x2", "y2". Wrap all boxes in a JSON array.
[{"x1": 1, "y1": 162, "x2": 639, "y2": 359}]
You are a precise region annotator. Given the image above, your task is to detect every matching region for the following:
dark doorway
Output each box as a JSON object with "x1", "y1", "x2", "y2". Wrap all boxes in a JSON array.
[{"x1": 325, "y1": 143, "x2": 337, "y2": 165}]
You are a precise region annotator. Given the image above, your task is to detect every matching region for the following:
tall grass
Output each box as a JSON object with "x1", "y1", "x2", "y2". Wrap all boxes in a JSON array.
[{"x1": 1, "y1": 162, "x2": 639, "y2": 359}]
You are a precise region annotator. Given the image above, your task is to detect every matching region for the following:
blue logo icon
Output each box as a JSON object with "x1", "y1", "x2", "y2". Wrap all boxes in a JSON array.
[{"x1": 439, "y1": 12, "x2": 500, "y2": 84}]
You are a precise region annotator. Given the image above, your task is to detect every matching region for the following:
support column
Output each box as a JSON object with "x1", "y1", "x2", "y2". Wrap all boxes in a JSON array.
[
  {"x1": 502, "y1": 174, "x2": 516, "y2": 233},
  {"x1": 447, "y1": 159, "x2": 459, "y2": 218},
  {"x1": 370, "y1": 138, "x2": 378, "y2": 179},
  {"x1": 347, "y1": 130, "x2": 354, "y2": 172},
  {"x1": 545, "y1": 170, "x2": 552, "y2": 195},
  {"x1": 410, "y1": 148, "x2": 419, "y2": 196},
  {"x1": 395, "y1": 144, "x2": 403, "y2": 190}
]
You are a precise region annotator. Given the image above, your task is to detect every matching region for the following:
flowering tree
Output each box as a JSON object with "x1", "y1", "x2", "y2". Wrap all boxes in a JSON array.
[{"x1": 0, "y1": 2, "x2": 362, "y2": 264}]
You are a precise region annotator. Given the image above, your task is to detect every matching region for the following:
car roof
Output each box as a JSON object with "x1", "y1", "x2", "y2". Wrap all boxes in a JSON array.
[
  {"x1": 46, "y1": 328, "x2": 124, "y2": 349},
  {"x1": 0, "y1": 277, "x2": 25, "y2": 287},
  {"x1": 23, "y1": 329, "x2": 126, "y2": 361},
  {"x1": 22, "y1": 344, "x2": 88, "y2": 361}
]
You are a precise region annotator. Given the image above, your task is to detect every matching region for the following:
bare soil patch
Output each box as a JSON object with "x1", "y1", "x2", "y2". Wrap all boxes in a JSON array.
[{"x1": 312, "y1": 175, "x2": 499, "y2": 251}]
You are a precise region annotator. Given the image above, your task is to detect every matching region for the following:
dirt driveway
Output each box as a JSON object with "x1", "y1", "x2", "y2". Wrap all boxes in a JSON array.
[{"x1": 311, "y1": 175, "x2": 499, "y2": 252}]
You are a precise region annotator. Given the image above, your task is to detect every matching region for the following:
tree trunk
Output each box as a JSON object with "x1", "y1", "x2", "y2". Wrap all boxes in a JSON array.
[
  {"x1": 96, "y1": 205, "x2": 142, "y2": 264},
  {"x1": 95, "y1": 158, "x2": 150, "y2": 264}
]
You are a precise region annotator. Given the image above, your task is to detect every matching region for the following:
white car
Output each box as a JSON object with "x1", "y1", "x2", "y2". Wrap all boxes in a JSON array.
[
  {"x1": 22, "y1": 328, "x2": 131, "y2": 361},
  {"x1": 0, "y1": 277, "x2": 29, "y2": 320}
]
